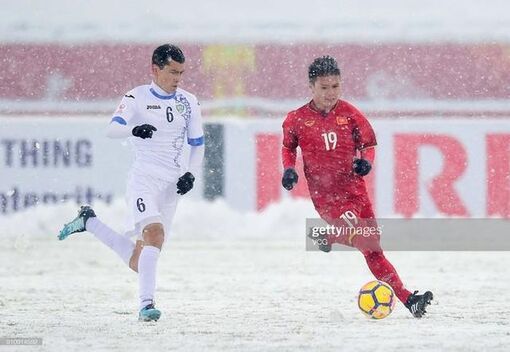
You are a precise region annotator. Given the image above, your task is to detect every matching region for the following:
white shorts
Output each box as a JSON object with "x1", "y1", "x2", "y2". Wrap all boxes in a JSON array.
[{"x1": 124, "y1": 170, "x2": 178, "y2": 239}]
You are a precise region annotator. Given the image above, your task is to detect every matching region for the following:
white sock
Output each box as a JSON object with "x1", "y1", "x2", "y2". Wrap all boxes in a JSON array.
[
  {"x1": 138, "y1": 245, "x2": 160, "y2": 309},
  {"x1": 85, "y1": 217, "x2": 135, "y2": 266}
]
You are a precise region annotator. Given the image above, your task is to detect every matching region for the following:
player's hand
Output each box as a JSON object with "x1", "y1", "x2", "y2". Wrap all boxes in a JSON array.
[
  {"x1": 132, "y1": 124, "x2": 157, "y2": 139},
  {"x1": 353, "y1": 159, "x2": 372, "y2": 176},
  {"x1": 176, "y1": 172, "x2": 195, "y2": 195},
  {"x1": 282, "y1": 168, "x2": 298, "y2": 190}
]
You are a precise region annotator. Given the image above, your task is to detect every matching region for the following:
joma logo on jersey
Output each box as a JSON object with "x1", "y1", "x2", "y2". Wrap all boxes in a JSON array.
[{"x1": 146, "y1": 105, "x2": 161, "y2": 110}]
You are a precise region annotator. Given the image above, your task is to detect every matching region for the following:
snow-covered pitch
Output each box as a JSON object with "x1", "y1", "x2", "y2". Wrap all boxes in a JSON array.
[{"x1": 1, "y1": 200, "x2": 509, "y2": 351}]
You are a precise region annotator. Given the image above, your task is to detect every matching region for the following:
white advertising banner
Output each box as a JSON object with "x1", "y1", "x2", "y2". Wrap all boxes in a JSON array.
[
  {"x1": 0, "y1": 117, "x2": 132, "y2": 214},
  {"x1": 1, "y1": 117, "x2": 509, "y2": 218}
]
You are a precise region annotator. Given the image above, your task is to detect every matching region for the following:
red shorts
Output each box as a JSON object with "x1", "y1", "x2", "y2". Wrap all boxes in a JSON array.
[{"x1": 312, "y1": 195, "x2": 382, "y2": 253}]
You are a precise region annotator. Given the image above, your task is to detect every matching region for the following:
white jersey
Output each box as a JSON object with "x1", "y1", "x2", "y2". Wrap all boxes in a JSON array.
[{"x1": 111, "y1": 81, "x2": 204, "y2": 181}]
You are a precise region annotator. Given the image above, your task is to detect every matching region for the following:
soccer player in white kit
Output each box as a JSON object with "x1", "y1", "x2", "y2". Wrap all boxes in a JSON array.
[{"x1": 58, "y1": 44, "x2": 204, "y2": 322}]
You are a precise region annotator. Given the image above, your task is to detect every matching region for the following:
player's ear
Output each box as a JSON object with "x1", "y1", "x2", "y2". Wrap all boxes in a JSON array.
[{"x1": 151, "y1": 64, "x2": 160, "y2": 77}]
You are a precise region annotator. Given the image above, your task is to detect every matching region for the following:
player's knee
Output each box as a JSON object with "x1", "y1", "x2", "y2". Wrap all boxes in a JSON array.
[
  {"x1": 142, "y1": 223, "x2": 165, "y2": 248},
  {"x1": 352, "y1": 232, "x2": 382, "y2": 255}
]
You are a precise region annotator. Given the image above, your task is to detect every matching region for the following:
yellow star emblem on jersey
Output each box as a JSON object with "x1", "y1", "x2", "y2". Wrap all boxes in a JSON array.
[{"x1": 336, "y1": 116, "x2": 348, "y2": 125}]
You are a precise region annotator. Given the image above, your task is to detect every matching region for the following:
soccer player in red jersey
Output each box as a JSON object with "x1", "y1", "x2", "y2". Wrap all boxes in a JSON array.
[{"x1": 281, "y1": 56, "x2": 433, "y2": 318}]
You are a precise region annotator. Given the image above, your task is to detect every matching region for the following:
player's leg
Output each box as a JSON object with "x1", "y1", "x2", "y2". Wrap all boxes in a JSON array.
[
  {"x1": 353, "y1": 203, "x2": 433, "y2": 317},
  {"x1": 361, "y1": 250, "x2": 410, "y2": 302},
  {"x1": 312, "y1": 201, "x2": 361, "y2": 251},
  {"x1": 138, "y1": 182, "x2": 178, "y2": 321},
  {"x1": 124, "y1": 194, "x2": 176, "y2": 273},
  {"x1": 311, "y1": 197, "x2": 433, "y2": 317},
  {"x1": 307, "y1": 197, "x2": 340, "y2": 252},
  {"x1": 58, "y1": 205, "x2": 136, "y2": 266},
  {"x1": 361, "y1": 248, "x2": 433, "y2": 317},
  {"x1": 130, "y1": 176, "x2": 175, "y2": 321},
  {"x1": 307, "y1": 215, "x2": 332, "y2": 252},
  {"x1": 349, "y1": 203, "x2": 412, "y2": 302},
  {"x1": 138, "y1": 221, "x2": 164, "y2": 322},
  {"x1": 125, "y1": 173, "x2": 167, "y2": 321}
]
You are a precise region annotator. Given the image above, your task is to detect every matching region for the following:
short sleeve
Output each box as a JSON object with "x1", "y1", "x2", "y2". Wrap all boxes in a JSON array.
[{"x1": 110, "y1": 91, "x2": 137, "y2": 126}]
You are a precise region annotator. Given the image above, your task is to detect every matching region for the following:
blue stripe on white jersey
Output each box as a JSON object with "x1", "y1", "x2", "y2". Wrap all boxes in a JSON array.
[
  {"x1": 111, "y1": 116, "x2": 127, "y2": 125},
  {"x1": 149, "y1": 88, "x2": 176, "y2": 100},
  {"x1": 188, "y1": 136, "x2": 204, "y2": 146}
]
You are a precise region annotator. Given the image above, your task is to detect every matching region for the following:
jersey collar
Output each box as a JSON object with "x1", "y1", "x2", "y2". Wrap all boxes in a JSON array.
[
  {"x1": 308, "y1": 100, "x2": 340, "y2": 117},
  {"x1": 149, "y1": 82, "x2": 177, "y2": 100}
]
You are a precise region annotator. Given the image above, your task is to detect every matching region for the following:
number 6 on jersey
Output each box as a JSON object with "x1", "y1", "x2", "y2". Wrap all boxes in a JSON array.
[
  {"x1": 321, "y1": 131, "x2": 337, "y2": 151},
  {"x1": 136, "y1": 198, "x2": 146, "y2": 212}
]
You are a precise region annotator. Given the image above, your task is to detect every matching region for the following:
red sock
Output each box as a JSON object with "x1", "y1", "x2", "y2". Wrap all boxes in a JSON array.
[{"x1": 363, "y1": 251, "x2": 411, "y2": 304}]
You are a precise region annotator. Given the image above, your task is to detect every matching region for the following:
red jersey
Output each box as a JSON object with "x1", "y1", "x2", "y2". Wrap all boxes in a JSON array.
[{"x1": 282, "y1": 100, "x2": 377, "y2": 220}]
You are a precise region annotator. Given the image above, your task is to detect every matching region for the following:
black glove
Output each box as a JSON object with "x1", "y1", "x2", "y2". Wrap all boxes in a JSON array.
[
  {"x1": 282, "y1": 168, "x2": 298, "y2": 190},
  {"x1": 353, "y1": 159, "x2": 372, "y2": 176},
  {"x1": 132, "y1": 124, "x2": 157, "y2": 139},
  {"x1": 176, "y1": 172, "x2": 195, "y2": 195}
]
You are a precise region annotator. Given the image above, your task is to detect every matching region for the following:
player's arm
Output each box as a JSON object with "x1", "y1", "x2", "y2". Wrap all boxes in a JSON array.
[
  {"x1": 106, "y1": 92, "x2": 157, "y2": 139},
  {"x1": 353, "y1": 146, "x2": 375, "y2": 176},
  {"x1": 360, "y1": 147, "x2": 375, "y2": 164},
  {"x1": 282, "y1": 147, "x2": 297, "y2": 170},
  {"x1": 352, "y1": 109, "x2": 377, "y2": 176},
  {"x1": 281, "y1": 114, "x2": 299, "y2": 190},
  {"x1": 177, "y1": 95, "x2": 205, "y2": 195}
]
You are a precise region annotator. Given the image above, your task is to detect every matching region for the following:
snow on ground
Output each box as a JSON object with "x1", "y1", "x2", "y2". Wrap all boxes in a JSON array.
[
  {"x1": 1, "y1": 200, "x2": 509, "y2": 351},
  {"x1": 0, "y1": 197, "x2": 317, "y2": 241},
  {"x1": 2, "y1": 0, "x2": 510, "y2": 349},
  {"x1": 3, "y1": 0, "x2": 510, "y2": 43}
]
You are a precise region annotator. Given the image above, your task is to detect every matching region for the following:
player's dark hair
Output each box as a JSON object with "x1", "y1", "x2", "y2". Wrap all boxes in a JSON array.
[
  {"x1": 152, "y1": 44, "x2": 185, "y2": 68},
  {"x1": 308, "y1": 56, "x2": 341, "y2": 83}
]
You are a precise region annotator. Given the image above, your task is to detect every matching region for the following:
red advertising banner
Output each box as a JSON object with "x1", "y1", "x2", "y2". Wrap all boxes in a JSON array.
[{"x1": 1, "y1": 43, "x2": 509, "y2": 115}]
